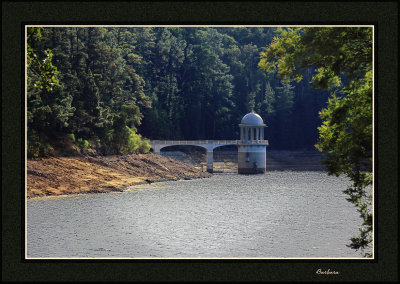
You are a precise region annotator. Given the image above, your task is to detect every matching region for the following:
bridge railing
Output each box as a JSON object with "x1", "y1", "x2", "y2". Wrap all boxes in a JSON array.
[
  {"x1": 240, "y1": 140, "x2": 269, "y2": 145},
  {"x1": 150, "y1": 140, "x2": 209, "y2": 145},
  {"x1": 213, "y1": 140, "x2": 238, "y2": 145},
  {"x1": 150, "y1": 140, "x2": 268, "y2": 145}
]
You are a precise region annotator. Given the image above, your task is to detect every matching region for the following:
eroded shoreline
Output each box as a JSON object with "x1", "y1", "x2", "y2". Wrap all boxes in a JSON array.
[{"x1": 27, "y1": 153, "x2": 210, "y2": 199}]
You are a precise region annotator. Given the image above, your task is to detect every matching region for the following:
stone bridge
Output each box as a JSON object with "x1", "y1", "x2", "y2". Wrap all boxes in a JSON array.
[{"x1": 149, "y1": 140, "x2": 268, "y2": 172}]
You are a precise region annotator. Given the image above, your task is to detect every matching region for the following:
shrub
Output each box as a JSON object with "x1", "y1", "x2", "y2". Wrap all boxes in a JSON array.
[
  {"x1": 77, "y1": 138, "x2": 90, "y2": 149},
  {"x1": 27, "y1": 140, "x2": 54, "y2": 158},
  {"x1": 89, "y1": 136, "x2": 101, "y2": 149},
  {"x1": 66, "y1": 133, "x2": 75, "y2": 142},
  {"x1": 83, "y1": 139, "x2": 90, "y2": 148},
  {"x1": 115, "y1": 126, "x2": 151, "y2": 154},
  {"x1": 28, "y1": 142, "x2": 41, "y2": 158},
  {"x1": 120, "y1": 127, "x2": 140, "y2": 154},
  {"x1": 41, "y1": 143, "x2": 55, "y2": 157},
  {"x1": 138, "y1": 137, "x2": 151, "y2": 154}
]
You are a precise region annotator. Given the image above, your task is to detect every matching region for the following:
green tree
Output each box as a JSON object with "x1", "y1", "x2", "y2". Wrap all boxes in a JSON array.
[
  {"x1": 27, "y1": 27, "x2": 75, "y2": 157},
  {"x1": 257, "y1": 81, "x2": 275, "y2": 118},
  {"x1": 134, "y1": 27, "x2": 186, "y2": 139},
  {"x1": 274, "y1": 81, "x2": 296, "y2": 147},
  {"x1": 259, "y1": 27, "x2": 373, "y2": 256},
  {"x1": 190, "y1": 28, "x2": 235, "y2": 139},
  {"x1": 27, "y1": 28, "x2": 60, "y2": 92}
]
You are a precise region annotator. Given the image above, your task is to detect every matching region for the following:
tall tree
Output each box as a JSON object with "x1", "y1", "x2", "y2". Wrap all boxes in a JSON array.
[
  {"x1": 27, "y1": 27, "x2": 75, "y2": 157},
  {"x1": 259, "y1": 27, "x2": 373, "y2": 256}
]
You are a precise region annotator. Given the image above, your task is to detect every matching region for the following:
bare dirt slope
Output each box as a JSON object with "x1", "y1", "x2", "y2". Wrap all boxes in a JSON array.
[{"x1": 27, "y1": 153, "x2": 210, "y2": 199}]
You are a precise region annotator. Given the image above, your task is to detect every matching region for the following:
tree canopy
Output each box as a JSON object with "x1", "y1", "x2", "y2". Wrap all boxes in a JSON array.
[{"x1": 259, "y1": 27, "x2": 373, "y2": 256}]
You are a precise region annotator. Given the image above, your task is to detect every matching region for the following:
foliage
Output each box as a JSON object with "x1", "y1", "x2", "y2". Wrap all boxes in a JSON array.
[
  {"x1": 259, "y1": 27, "x2": 373, "y2": 256},
  {"x1": 120, "y1": 127, "x2": 151, "y2": 154},
  {"x1": 27, "y1": 28, "x2": 60, "y2": 92},
  {"x1": 66, "y1": 133, "x2": 75, "y2": 142},
  {"x1": 27, "y1": 27, "x2": 151, "y2": 156},
  {"x1": 259, "y1": 27, "x2": 372, "y2": 90}
]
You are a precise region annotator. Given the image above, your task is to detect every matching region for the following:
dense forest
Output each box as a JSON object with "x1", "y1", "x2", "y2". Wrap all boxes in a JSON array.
[{"x1": 27, "y1": 26, "x2": 331, "y2": 157}]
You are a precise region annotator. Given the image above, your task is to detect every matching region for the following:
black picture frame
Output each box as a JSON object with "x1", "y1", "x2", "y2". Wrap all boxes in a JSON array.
[{"x1": 2, "y1": 0, "x2": 398, "y2": 282}]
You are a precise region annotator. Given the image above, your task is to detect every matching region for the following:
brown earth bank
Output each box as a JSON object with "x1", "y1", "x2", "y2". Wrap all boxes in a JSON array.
[{"x1": 27, "y1": 153, "x2": 210, "y2": 199}]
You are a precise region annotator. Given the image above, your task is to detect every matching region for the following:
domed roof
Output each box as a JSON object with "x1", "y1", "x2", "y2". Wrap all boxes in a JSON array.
[{"x1": 240, "y1": 111, "x2": 265, "y2": 126}]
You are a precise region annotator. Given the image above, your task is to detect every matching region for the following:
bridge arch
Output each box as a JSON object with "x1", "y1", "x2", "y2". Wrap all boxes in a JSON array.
[
  {"x1": 212, "y1": 144, "x2": 238, "y2": 151},
  {"x1": 213, "y1": 144, "x2": 238, "y2": 165},
  {"x1": 153, "y1": 145, "x2": 207, "y2": 165},
  {"x1": 150, "y1": 140, "x2": 240, "y2": 173},
  {"x1": 156, "y1": 144, "x2": 209, "y2": 153}
]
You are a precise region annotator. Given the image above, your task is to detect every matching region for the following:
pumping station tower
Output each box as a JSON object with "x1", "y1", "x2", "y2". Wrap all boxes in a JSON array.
[{"x1": 237, "y1": 111, "x2": 268, "y2": 174}]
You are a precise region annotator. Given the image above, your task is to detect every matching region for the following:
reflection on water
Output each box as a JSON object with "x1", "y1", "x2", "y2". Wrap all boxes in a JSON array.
[{"x1": 27, "y1": 171, "x2": 369, "y2": 258}]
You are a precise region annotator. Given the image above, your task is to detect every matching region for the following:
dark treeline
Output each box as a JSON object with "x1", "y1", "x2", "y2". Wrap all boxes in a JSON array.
[{"x1": 27, "y1": 27, "x2": 330, "y2": 157}]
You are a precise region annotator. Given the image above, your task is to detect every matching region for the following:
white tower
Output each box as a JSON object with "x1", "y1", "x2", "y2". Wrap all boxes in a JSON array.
[{"x1": 238, "y1": 111, "x2": 268, "y2": 174}]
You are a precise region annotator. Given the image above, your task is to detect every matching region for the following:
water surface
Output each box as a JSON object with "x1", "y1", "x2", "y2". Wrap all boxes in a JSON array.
[{"x1": 27, "y1": 171, "x2": 367, "y2": 258}]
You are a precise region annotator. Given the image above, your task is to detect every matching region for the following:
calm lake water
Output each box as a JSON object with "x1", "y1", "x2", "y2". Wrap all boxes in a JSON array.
[{"x1": 26, "y1": 171, "x2": 369, "y2": 259}]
